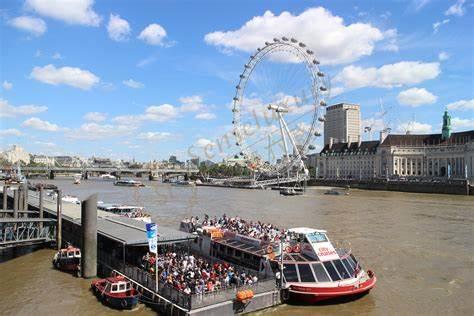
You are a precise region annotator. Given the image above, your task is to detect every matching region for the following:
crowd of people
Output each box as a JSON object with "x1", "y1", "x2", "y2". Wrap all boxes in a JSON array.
[
  {"x1": 140, "y1": 250, "x2": 259, "y2": 295},
  {"x1": 186, "y1": 214, "x2": 285, "y2": 242}
]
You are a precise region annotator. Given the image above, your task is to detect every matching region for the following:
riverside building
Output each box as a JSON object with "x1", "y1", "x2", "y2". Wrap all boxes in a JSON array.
[
  {"x1": 312, "y1": 110, "x2": 474, "y2": 181},
  {"x1": 323, "y1": 103, "x2": 361, "y2": 146}
]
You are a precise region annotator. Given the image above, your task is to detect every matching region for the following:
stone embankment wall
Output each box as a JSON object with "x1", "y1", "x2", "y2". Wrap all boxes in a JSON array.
[{"x1": 308, "y1": 179, "x2": 472, "y2": 195}]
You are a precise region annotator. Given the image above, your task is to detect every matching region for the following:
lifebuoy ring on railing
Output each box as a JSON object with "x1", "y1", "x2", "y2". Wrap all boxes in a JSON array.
[
  {"x1": 285, "y1": 246, "x2": 292, "y2": 253},
  {"x1": 293, "y1": 244, "x2": 301, "y2": 253}
]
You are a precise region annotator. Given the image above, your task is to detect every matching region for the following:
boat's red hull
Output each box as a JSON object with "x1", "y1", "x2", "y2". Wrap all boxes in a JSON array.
[{"x1": 288, "y1": 272, "x2": 376, "y2": 304}]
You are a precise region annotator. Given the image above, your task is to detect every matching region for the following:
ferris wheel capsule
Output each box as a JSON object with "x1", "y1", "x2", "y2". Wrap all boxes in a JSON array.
[
  {"x1": 273, "y1": 38, "x2": 280, "y2": 42},
  {"x1": 317, "y1": 72, "x2": 325, "y2": 77},
  {"x1": 313, "y1": 59, "x2": 320, "y2": 65},
  {"x1": 233, "y1": 97, "x2": 239, "y2": 101},
  {"x1": 314, "y1": 131, "x2": 321, "y2": 137},
  {"x1": 282, "y1": 36, "x2": 289, "y2": 41},
  {"x1": 265, "y1": 42, "x2": 270, "y2": 45},
  {"x1": 290, "y1": 38, "x2": 297, "y2": 43},
  {"x1": 318, "y1": 117, "x2": 326, "y2": 122},
  {"x1": 320, "y1": 101, "x2": 327, "y2": 106},
  {"x1": 299, "y1": 42, "x2": 306, "y2": 48},
  {"x1": 320, "y1": 86, "x2": 327, "y2": 91},
  {"x1": 306, "y1": 49, "x2": 314, "y2": 55}
]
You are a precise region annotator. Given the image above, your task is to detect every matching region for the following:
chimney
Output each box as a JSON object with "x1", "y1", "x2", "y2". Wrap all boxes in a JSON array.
[
  {"x1": 329, "y1": 137, "x2": 333, "y2": 149},
  {"x1": 347, "y1": 136, "x2": 352, "y2": 148},
  {"x1": 358, "y1": 135, "x2": 362, "y2": 147}
]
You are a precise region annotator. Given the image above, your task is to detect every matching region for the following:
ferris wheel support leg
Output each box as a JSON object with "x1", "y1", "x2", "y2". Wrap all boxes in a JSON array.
[
  {"x1": 279, "y1": 113, "x2": 307, "y2": 175},
  {"x1": 277, "y1": 113, "x2": 290, "y2": 160}
]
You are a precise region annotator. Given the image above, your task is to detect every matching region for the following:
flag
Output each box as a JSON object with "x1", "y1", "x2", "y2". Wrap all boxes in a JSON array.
[{"x1": 146, "y1": 223, "x2": 158, "y2": 254}]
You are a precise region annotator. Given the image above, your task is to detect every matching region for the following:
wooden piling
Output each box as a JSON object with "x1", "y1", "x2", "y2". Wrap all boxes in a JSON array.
[
  {"x1": 56, "y1": 190, "x2": 62, "y2": 250},
  {"x1": 39, "y1": 185, "x2": 44, "y2": 229},
  {"x1": 2, "y1": 185, "x2": 7, "y2": 210}
]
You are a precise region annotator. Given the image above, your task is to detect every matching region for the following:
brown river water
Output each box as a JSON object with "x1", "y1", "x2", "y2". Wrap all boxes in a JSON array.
[{"x1": 1, "y1": 179, "x2": 473, "y2": 315}]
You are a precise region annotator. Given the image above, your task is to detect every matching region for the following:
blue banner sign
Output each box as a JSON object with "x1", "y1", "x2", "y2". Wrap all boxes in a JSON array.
[{"x1": 146, "y1": 223, "x2": 157, "y2": 254}]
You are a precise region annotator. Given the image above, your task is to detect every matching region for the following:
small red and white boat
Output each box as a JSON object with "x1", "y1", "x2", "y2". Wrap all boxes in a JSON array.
[
  {"x1": 277, "y1": 227, "x2": 376, "y2": 303},
  {"x1": 91, "y1": 276, "x2": 140, "y2": 310},
  {"x1": 52, "y1": 245, "x2": 81, "y2": 276}
]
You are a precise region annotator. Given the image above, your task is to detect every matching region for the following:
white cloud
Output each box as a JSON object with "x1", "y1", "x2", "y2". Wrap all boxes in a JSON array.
[
  {"x1": 2, "y1": 81, "x2": 13, "y2": 90},
  {"x1": 0, "y1": 129, "x2": 23, "y2": 137},
  {"x1": 413, "y1": 0, "x2": 431, "y2": 11},
  {"x1": 52, "y1": 52, "x2": 62, "y2": 59},
  {"x1": 438, "y1": 51, "x2": 449, "y2": 61},
  {"x1": 138, "y1": 23, "x2": 167, "y2": 45},
  {"x1": 179, "y1": 95, "x2": 205, "y2": 112},
  {"x1": 361, "y1": 118, "x2": 386, "y2": 132},
  {"x1": 195, "y1": 138, "x2": 216, "y2": 148},
  {"x1": 137, "y1": 132, "x2": 172, "y2": 142},
  {"x1": 334, "y1": 61, "x2": 440, "y2": 90},
  {"x1": 204, "y1": 7, "x2": 387, "y2": 65},
  {"x1": 67, "y1": 122, "x2": 136, "y2": 140},
  {"x1": 145, "y1": 104, "x2": 179, "y2": 122},
  {"x1": 397, "y1": 121, "x2": 432, "y2": 134},
  {"x1": 25, "y1": 0, "x2": 101, "y2": 26},
  {"x1": 0, "y1": 98, "x2": 47, "y2": 117},
  {"x1": 83, "y1": 111, "x2": 107, "y2": 122},
  {"x1": 9, "y1": 16, "x2": 46, "y2": 36},
  {"x1": 446, "y1": 99, "x2": 474, "y2": 111},
  {"x1": 22, "y1": 117, "x2": 60, "y2": 132},
  {"x1": 195, "y1": 113, "x2": 216, "y2": 120},
  {"x1": 34, "y1": 141, "x2": 56, "y2": 147},
  {"x1": 445, "y1": 0, "x2": 466, "y2": 16},
  {"x1": 137, "y1": 56, "x2": 156, "y2": 67},
  {"x1": 30, "y1": 64, "x2": 100, "y2": 90},
  {"x1": 122, "y1": 79, "x2": 144, "y2": 89},
  {"x1": 107, "y1": 14, "x2": 130, "y2": 42},
  {"x1": 433, "y1": 19, "x2": 450, "y2": 33},
  {"x1": 451, "y1": 117, "x2": 474, "y2": 130},
  {"x1": 397, "y1": 88, "x2": 438, "y2": 107}
]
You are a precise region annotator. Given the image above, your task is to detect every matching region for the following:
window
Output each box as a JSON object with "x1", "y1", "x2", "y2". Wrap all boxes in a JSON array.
[
  {"x1": 235, "y1": 250, "x2": 242, "y2": 258},
  {"x1": 333, "y1": 260, "x2": 351, "y2": 279},
  {"x1": 111, "y1": 284, "x2": 118, "y2": 292},
  {"x1": 119, "y1": 283, "x2": 126, "y2": 291},
  {"x1": 126, "y1": 283, "x2": 131, "y2": 290},
  {"x1": 342, "y1": 258, "x2": 355, "y2": 276},
  {"x1": 297, "y1": 264, "x2": 315, "y2": 282},
  {"x1": 323, "y1": 261, "x2": 341, "y2": 281},
  {"x1": 283, "y1": 264, "x2": 299, "y2": 282},
  {"x1": 312, "y1": 263, "x2": 330, "y2": 282}
]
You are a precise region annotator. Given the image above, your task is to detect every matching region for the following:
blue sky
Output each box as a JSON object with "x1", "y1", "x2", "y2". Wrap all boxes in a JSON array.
[{"x1": 0, "y1": 0, "x2": 473, "y2": 162}]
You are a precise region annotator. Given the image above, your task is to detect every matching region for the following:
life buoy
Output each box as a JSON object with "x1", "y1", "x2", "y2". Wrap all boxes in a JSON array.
[
  {"x1": 293, "y1": 244, "x2": 301, "y2": 253},
  {"x1": 266, "y1": 245, "x2": 273, "y2": 254},
  {"x1": 121, "y1": 300, "x2": 128, "y2": 308},
  {"x1": 285, "y1": 246, "x2": 292, "y2": 253}
]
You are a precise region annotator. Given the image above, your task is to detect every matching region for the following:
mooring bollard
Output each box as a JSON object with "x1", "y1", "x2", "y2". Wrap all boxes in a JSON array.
[{"x1": 81, "y1": 193, "x2": 98, "y2": 278}]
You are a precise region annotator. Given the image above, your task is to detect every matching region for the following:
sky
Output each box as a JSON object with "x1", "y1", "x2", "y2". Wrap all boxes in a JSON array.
[{"x1": 0, "y1": 0, "x2": 473, "y2": 162}]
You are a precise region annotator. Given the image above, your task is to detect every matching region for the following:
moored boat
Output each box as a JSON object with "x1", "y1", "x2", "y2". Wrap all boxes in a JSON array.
[
  {"x1": 52, "y1": 245, "x2": 81, "y2": 276},
  {"x1": 114, "y1": 179, "x2": 145, "y2": 187},
  {"x1": 62, "y1": 195, "x2": 81, "y2": 204},
  {"x1": 179, "y1": 215, "x2": 376, "y2": 304},
  {"x1": 280, "y1": 188, "x2": 303, "y2": 196},
  {"x1": 91, "y1": 276, "x2": 140, "y2": 310},
  {"x1": 97, "y1": 203, "x2": 152, "y2": 223},
  {"x1": 100, "y1": 174, "x2": 116, "y2": 180}
]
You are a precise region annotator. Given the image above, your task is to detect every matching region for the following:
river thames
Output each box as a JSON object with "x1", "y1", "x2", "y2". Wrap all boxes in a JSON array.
[{"x1": 1, "y1": 179, "x2": 473, "y2": 315}]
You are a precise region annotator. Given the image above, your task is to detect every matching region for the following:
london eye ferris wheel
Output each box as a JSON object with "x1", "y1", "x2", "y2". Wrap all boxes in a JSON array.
[{"x1": 231, "y1": 37, "x2": 329, "y2": 180}]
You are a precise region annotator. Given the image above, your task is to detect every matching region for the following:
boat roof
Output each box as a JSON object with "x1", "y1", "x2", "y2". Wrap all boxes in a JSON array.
[
  {"x1": 288, "y1": 227, "x2": 327, "y2": 234},
  {"x1": 214, "y1": 237, "x2": 268, "y2": 256},
  {"x1": 98, "y1": 203, "x2": 143, "y2": 209}
]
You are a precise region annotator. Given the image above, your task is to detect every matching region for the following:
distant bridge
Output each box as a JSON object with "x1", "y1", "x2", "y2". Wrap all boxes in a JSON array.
[{"x1": 0, "y1": 165, "x2": 199, "y2": 180}]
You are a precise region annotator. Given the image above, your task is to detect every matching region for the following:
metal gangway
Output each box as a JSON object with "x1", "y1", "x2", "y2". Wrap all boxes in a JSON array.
[{"x1": 0, "y1": 217, "x2": 55, "y2": 249}]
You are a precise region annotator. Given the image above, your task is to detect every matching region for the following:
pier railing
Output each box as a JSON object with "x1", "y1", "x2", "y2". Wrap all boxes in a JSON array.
[{"x1": 98, "y1": 251, "x2": 277, "y2": 310}]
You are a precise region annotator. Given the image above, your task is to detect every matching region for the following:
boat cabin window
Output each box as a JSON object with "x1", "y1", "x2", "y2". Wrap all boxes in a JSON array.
[
  {"x1": 323, "y1": 261, "x2": 341, "y2": 281},
  {"x1": 235, "y1": 250, "x2": 242, "y2": 258},
  {"x1": 312, "y1": 263, "x2": 331, "y2": 282},
  {"x1": 126, "y1": 283, "x2": 131, "y2": 291},
  {"x1": 111, "y1": 284, "x2": 118, "y2": 292},
  {"x1": 283, "y1": 264, "x2": 299, "y2": 282},
  {"x1": 333, "y1": 260, "x2": 351, "y2": 279},
  {"x1": 297, "y1": 264, "x2": 315, "y2": 282},
  {"x1": 306, "y1": 232, "x2": 328, "y2": 243},
  {"x1": 75, "y1": 250, "x2": 80, "y2": 256},
  {"x1": 119, "y1": 283, "x2": 126, "y2": 291},
  {"x1": 67, "y1": 251, "x2": 74, "y2": 258},
  {"x1": 342, "y1": 258, "x2": 355, "y2": 276}
]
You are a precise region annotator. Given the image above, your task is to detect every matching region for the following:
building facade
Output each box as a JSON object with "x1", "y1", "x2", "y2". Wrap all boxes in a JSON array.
[
  {"x1": 323, "y1": 103, "x2": 361, "y2": 145},
  {"x1": 32, "y1": 155, "x2": 55, "y2": 166},
  {"x1": 311, "y1": 111, "x2": 474, "y2": 181},
  {"x1": 1, "y1": 145, "x2": 30, "y2": 165}
]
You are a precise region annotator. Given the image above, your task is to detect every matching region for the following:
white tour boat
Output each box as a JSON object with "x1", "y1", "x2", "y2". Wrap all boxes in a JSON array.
[
  {"x1": 97, "y1": 203, "x2": 151, "y2": 223},
  {"x1": 113, "y1": 179, "x2": 145, "y2": 187},
  {"x1": 179, "y1": 217, "x2": 376, "y2": 304}
]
